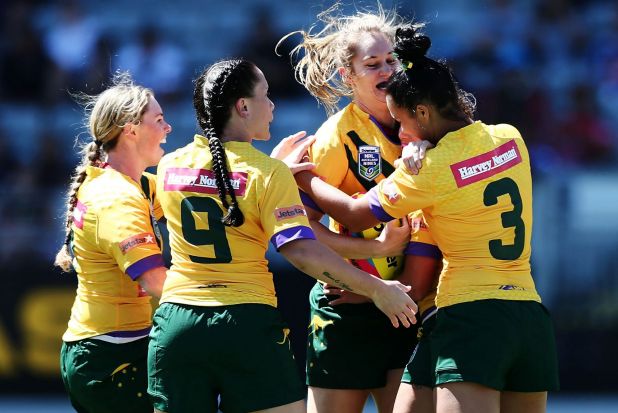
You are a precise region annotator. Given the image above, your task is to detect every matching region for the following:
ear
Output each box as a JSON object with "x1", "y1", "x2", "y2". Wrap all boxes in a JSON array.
[
  {"x1": 416, "y1": 104, "x2": 430, "y2": 121},
  {"x1": 122, "y1": 123, "x2": 138, "y2": 138},
  {"x1": 235, "y1": 98, "x2": 249, "y2": 118},
  {"x1": 338, "y1": 67, "x2": 353, "y2": 85}
]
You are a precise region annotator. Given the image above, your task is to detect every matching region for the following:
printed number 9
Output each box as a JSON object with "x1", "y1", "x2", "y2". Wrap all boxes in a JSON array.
[
  {"x1": 180, "y1": 196, "x2": 232, "y2": 263},
  {"x1": 483, "y1": 177, "x2": 525, "y2": 260}
]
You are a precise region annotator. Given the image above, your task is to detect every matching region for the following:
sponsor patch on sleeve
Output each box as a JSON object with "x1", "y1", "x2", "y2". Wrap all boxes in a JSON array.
[
  {"x1": 164, "y1": 168, "x2": 247, "y2": 196},
  {"x1": 450, "y1": 140, "x2": 522, "y2": 188},
  {"x1": 411, "y1": 216, "x2": 428, "y2": 232},
  {"x1": 274, "y1": 205, "x2": 307, "y2": 221},
  {"x1": 119, "y1": 232, "x2": 157, "y2": 255}
]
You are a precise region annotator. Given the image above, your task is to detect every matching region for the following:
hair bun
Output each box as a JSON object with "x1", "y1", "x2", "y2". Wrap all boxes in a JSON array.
[{"x1": 394, "y1": 26, "x2": 431, "y2": 63}]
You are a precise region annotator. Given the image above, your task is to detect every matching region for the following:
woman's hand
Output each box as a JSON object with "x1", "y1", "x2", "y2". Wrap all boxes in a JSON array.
[
  {"x1": 270, "y1": 131, "x2": 316, "y2": 174},
  {"x1": 375, "y1": 218, "x2": 410, "y2": 257},
  {"x1": 324, "y1": 284, "x2": 371, "y2": 305},
  {"x1": 370, "y1": 280, "x2": 418, "y2": 328},
  {"x1": 395, "y1": 140, "x2": 434, "y2": 174}
]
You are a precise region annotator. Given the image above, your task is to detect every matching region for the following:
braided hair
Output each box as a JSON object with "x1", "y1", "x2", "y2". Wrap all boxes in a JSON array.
[
  {"x1": 54, "y1": 73, "x2": 153, "y2": 272},
  {"x1": 386, "y1": 25, "x2": 476, "y2": 122},
  {"x1": 192, "y1": 59, "x2": 260, "y2": 227}
]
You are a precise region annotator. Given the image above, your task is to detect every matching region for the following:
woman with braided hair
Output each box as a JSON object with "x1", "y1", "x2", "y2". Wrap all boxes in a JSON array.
[
  {"x1": 147, "y1": 58, "x2": 418, "y2": 413},
  {"x1": 289, "y1": 25, "x2": 560, "y2": 413},
  {"x1": 55, "y1": 72, "x2": 171, "y2": 413}
]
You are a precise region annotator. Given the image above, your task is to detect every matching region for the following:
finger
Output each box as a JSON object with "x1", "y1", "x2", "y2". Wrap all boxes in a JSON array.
[
  {"x1": 294, "y1": 162, "x2": 316, "y2": 173},
  {"x1": 389, "y1": 314, "x2": 400, "y2": 328},
  {"x1": 328, "y1": 298, "x2": 344, "y2": 306},
  {"x1": 397, "y1": 313, "x2": 411, "y2": 328},
  {"x1": 394, "y1": 158, "x2": 402, "y2": 168},
  {"x1": 290, "y1": 130, "x2": 307, "y2": 143}
]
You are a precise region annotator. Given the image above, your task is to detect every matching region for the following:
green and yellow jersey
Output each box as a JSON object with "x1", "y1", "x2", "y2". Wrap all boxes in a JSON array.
[
  {"x1": 368, "y1": 122, "x2": 540, "y2": 308},
  {"x1": 63, "y1": 166, "x2": 165, "y2": 342},
  {"x1": 156, "y1": 135, "x2": 315, "y2": 308},
  {"x1": 304, "y1": 102, "x2": 403, "y2": 278}
]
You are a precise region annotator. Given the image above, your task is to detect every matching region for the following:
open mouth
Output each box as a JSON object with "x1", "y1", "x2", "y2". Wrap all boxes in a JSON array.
[{"x1": 376, "y1": 81, "x2": 388, "y2": 90}]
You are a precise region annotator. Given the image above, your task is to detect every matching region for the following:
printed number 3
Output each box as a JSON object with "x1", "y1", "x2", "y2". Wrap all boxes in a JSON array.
[
  {"x1": 483, "y1": 177, "x2": 525, "y2": 260},
  {"x1": 180, "y1": 196, "x2": 232, "y2": 263}
]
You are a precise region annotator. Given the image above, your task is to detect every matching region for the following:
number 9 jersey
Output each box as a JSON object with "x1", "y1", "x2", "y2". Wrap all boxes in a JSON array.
[
  {"x1": 156, "y1": 135, "x2": 315, "y2": 308},
  {"x1": 367, "y1": 122, "x2": 541, "y2": 308}
]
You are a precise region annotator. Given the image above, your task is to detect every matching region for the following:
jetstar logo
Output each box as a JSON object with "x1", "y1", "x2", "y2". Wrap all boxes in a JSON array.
[
  {"x1": 164, "y1": 168, "x2": 247, "y2": 196},
  {"x1": 274, "y1": 205, "x2": 307, "y2": 221},
  {"x1": 450, "y1": 140, "x2": 522, "y2": 188},
  {"x1": 119, "y1": 232, "x2": 157, "y2": 254}
]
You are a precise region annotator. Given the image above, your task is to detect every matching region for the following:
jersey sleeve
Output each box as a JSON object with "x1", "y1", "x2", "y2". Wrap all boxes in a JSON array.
[
  {"x1": 404, "y1": 210, "x2": 442, "y2": 260},
  {"x1": 366, "y1": 164, "x2": 436, "y2": 222},
  {"x1": 260, "y1": 162, "x2": 316, "y2": 250},
  {"x1": 96, "y1": 194, "x2": 164, "y2": 280}
]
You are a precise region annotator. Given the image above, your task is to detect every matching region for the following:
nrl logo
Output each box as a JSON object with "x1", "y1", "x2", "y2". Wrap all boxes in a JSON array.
[{"x1": 358, "y1": 145, "x2": 381, "y2": 181}]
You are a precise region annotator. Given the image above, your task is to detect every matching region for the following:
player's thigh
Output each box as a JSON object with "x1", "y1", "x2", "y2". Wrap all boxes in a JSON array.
[
  {"x1": 371, "y1": 368, "x2": 405, "y2": 413},
  {"x1": 393, "y1": 382, "x2": 433, "y2": 413},
  {"x1": 501, "y1": 391, "x2": 547, "y2": 413},
  {"x1": 435, "y1": 382, "x2": 500, "y2": 413},
  {"x1": 252, "y1": 399, "x2": 306, "y2": 413},
  {"x1": 308, "y1": 387, "x2": 369, "y2": 413}
]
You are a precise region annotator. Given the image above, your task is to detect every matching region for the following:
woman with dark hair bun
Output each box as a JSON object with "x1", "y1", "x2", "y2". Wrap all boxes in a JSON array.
[
  {"x1": 289, "y1": 26, "x2": 560, "y2": 413},
  {"x1": 147, "y1": 58, "x2": 418, "y2": 413}
]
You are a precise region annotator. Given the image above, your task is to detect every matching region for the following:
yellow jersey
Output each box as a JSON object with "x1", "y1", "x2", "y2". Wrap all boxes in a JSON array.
[
  {"x1": 63, "y1": 166, "x2": 164, "y2": 342},
  {"x1": 406, "y1": 211, "x2": 440, "y2": 317},
  {"x1": 368, "y1": 122, "x2": 541, "y2": 308},
  {"x1": 156, "y1": 135, "x2": 315, "y2": 308}
]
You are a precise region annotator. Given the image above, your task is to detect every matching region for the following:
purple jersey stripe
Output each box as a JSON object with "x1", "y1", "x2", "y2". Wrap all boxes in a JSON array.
[
  {"x1": 367, "y1": 188, "x2": 395, "y2": 222},
  {"x1": 105, "y1": 326, "x2": 152, "y2": 338},
  {"x1": 126, "y1": 254, "x2": 165, "y2": 280},
  {"x1": 270, "y1": 225, "x2": 316, "y2": 250},
  {"x1": 299, "y1": 190, "x2": 323, "y2": 214},
  {"x1": 369, "y1": 115, "x2": 400, "y2": 145},
  {"x1": 404, "y1": 242, "x2": 442, "y2": 259}
]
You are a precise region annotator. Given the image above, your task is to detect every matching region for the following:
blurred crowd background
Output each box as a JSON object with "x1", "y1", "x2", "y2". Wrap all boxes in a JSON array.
[{"x1": 0, "y1": 0, "x2": 617, "y2": 398}]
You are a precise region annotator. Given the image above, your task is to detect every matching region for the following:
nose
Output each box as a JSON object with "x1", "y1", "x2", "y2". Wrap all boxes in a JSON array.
[
  {"x1": 165, "y1": 121, "x2": 172, "y2": 133},
  {"x1": 269, "y1": 98, "x2": 275, "y2": 111},
  {"x1": 380, "y1": 62, "x2": 394, "y2": 77}
]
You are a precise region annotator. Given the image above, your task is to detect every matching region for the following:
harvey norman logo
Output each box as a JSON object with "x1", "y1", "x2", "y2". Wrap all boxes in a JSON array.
[
  {"x1": 164, "y1": 168, "x2": 247, "y2": 195},
  {"x1": 450, "y1": 140, "x2": 522, "y2": 188}
]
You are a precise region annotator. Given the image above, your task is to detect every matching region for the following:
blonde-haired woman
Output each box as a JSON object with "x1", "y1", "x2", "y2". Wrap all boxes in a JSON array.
[
  {"x1": 55, "y1": 73, "x2": 171, "y2": 413},
  {"x1": 278, "y1": 4, "x2": 432, "y2": 413}
]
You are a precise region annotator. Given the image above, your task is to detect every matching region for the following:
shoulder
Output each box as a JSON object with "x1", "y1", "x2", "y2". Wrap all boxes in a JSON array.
[
  {"x1": 314, "y1": 106, "x2": 349, "y2": 139},
  {"x1": 489, "y1": 123, "x2": 523, "y2": 140}
]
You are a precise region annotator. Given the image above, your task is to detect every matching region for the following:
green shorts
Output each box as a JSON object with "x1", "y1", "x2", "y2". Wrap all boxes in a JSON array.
[
  {"x1": 60, "y1": 337, "x2": 151, "y2": 413},
  {"x1": 431, "y1": 299, "x2": 560, "y2": 392},
  {"x1": 401, "y1": 308, "x2": 436, "y2": 387},
  {"x1": 148, "y1": 302, "x2": 305, "y2": 413},
  {"x1": 306, "y1": 283, "x2": 418, "y2": 389}
]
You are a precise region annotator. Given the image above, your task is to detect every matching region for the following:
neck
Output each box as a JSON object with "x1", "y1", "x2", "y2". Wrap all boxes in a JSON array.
[
  {"x1": 434, "y1": 118, "x2": 474, "y2": 144},
  {"x1": 106, "y1": 152, "x2": 144, "y2": 182},
  {"x1": 353, "y1": 100, "x2": 396, "y2": 129}
]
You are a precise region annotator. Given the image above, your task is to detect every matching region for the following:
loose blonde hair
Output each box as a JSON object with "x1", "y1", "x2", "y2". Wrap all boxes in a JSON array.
[
  {"x1": 280, "y1": 2, "x2": 417, "y2": 115},
  {"x1": 54, "y1": 73, "x2": 153, "y2": 272}
]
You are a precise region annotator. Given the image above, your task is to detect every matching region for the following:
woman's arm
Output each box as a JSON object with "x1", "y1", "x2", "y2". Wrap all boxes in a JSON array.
[
  {"x1": 279, "y1": 238, "x2": 417, "y2": 328},
  {"x1": 295, "y1": 170, "x2": 378, "y2": 232},
  {"x1": 136, "y1": 266, "x2": 167, "y2": 298}
]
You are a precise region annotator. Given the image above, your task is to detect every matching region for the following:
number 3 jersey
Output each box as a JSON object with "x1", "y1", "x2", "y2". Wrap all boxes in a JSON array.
[
  {"x1": 367, "y1": 122, "x2": 541, "y2": 308},
  {"x1": 156, "y1": 135, "x2": 315, "y2": 308}
]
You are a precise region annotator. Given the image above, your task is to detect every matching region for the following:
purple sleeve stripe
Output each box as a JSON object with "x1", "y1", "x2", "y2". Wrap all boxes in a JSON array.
[
  {"x1": 367, "y1": 188, "x2": 394, "y2": 222},
  {"x1": 106, "y1": 326, "x2": 152, "y2": 338},
  {"x1": 270, "y1": 225, "x2": 316, "y2": 250},
  {"x1": 126, "y1": 254, "x2": 165, "y2": 280},
  {"x1": 404, "y1": 242, "x2": 442, "y2": 259},
  {"x1": 299, "y1": 190, "x2": 323, "y2": 214}
]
